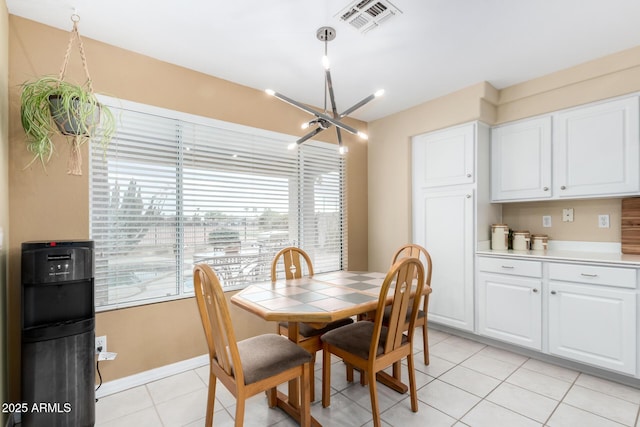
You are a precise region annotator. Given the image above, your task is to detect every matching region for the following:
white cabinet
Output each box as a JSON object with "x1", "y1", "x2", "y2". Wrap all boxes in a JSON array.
[
  {"x1": 412, "y1": 122, "x2": 499, "y2": 332},
  {"x1": 477, "y1": 257, "x2": 542, "y2": 350},
  {"x1": 548, "y1": 263, "x2": 637, "y2": 375},
  {"x1": 490, "y1": 95, "x2": 640, "y2": 201},
  {"x1": 554, "y1": 96, "x2": 640, "y2": 198},
  {"x1": 491, "y1": 116, "x2": 552, "y2": 201},
  {"x1": 414, "y1": 188, "x2": 475, "y2": 330},
  {"x1": 412, "y1": 123, "x2": 475, "y2": 188}
]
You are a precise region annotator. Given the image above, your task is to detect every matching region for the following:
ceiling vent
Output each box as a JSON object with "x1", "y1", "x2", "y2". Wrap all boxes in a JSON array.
[{"x1": 336, "y1": 0, "x2": 402, "y2": 34}]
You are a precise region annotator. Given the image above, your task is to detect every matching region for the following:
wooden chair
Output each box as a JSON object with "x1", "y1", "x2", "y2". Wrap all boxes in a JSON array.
[
  {"x1": 385, "y1": 243, "x2": 433, "y2": 365},
  {"x1": 193, "y1": 263, "x2": 313, "y2": 427},
  {"x1": 321, "y1": 257, "x2": 426, "y2": 427},
  {"x1": 272, "y1": 246, "x2": 354, "y2": 401}
]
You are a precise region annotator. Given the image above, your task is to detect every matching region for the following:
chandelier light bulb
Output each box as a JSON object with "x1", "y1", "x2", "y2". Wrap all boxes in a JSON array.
[
  {"x1": 265, "y1": 89, "x2": 275, "y2": 96},
  {"x1": 287, "y1": 142, "x2": 298, "y2": 150},
  {"x1": 357, "y1": 131, "x2": 369, "y2": 140},
  {"x1": 301, "y1": 122, "x2": 310, "y2": 130},
  {"x1": 339, "y1": 145, "x2": 349, "y2": 155},
  {"x1": 375, "y1": 89, "x2": 385, "y2": 97}
]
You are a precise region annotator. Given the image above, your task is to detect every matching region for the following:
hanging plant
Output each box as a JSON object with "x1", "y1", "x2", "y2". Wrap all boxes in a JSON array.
[{"x1": 19, "y1": 14, "x2": 115, "y2": 175}]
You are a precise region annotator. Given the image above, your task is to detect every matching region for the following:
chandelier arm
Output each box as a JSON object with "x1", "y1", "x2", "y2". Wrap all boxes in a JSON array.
[
  {"x1": 335, "y1": 127, "x2": 343, "y2": 146},
  {"x1": 325, "y1": 69, "x2": 339, "y2": 118},
  {"x1": 297, "y1": 126, "x2": 327, "y2": 144},
  {"x1": 340, "y1": 93, "x2": 377, "y2": 118},
  {"x1": 269, "y1": 91, "x2": 360, "y2": 135}
]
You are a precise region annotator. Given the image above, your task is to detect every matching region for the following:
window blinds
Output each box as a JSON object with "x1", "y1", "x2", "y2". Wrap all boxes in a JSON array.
[{"x1": 90, "y1": 97, "x2": 346, "y2": 310}]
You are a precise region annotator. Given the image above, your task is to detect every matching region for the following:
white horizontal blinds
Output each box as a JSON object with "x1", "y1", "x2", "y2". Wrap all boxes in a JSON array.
[
  {"x1": 181, "y1": 121, "x2": 298, "y2": 289},
  {"x1": 299, "y1": 141, "x2": 346, "y2": 273},
  {"x1": 90, "y1": 97, "x2": 346, "y2": 309},
  {"x1": 90, "y1": 108, "x2": 181, "y2": 309}
]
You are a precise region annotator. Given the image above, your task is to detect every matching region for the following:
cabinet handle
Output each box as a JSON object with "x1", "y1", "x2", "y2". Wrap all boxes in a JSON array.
[
  {"x1": 466, "y1": 173, "x2": 472, "y2": 178},
  {"x1": 580, "y1": 273, "x2": 598, "y2": 278},
  {"x1": 543, "y1": 187, "x2": 549, "y2": 191},
  {"x1": 532, "y1": 288, "x2": 539, "y2": 293},
  {"x1": 466, "y1": 194, "x2": 471, "y2": 198},
  {"x1": 501, "y1": 265, "x2": 514, "y2": 269},
  {"x1": 551, "y1": 290, "x2": 557, "y2": 295},
  {"x1": 560, "y1": 185, "x2": 567, "y2": 190}
]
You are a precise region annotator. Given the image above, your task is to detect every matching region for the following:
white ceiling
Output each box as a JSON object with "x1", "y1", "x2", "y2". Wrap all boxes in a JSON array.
[{"x1": 7, "y1": 0, "x2": 640, "y2": 121}]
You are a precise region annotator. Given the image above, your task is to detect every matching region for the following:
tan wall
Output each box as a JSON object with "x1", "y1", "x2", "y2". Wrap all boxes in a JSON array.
[
  {"x1": 1, "y1": 0, "x2": 8, "y2": 418},
  {"x1": 368, "y1": 46, "x2": 640, "y2": 272},
  {"x1": 7, "y1": 16, "x2": 368, "y2": 398}
]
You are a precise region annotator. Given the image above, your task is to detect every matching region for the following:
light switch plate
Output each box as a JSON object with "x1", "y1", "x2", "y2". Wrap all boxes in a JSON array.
[
  {"x1": 543, "y1": 216, "x2": 552, "y2": 227},
  {"x1": 562, "y1": 208, "x2": 574, "y2": 222}
]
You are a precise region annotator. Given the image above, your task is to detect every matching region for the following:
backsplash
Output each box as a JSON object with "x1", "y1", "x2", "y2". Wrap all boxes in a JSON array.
[{"x1": 500, "y1": 198, "x2": 621, "y2": 243}]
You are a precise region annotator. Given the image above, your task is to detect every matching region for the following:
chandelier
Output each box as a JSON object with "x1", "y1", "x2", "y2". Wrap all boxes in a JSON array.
[{"x1": 266, "y1": 26, "x2": 384, "y2": 154}]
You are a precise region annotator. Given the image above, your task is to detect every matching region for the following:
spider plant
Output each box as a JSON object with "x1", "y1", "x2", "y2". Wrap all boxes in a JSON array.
[{"x1": 20, "y1": 75, "x2": 115, "y2": 169}]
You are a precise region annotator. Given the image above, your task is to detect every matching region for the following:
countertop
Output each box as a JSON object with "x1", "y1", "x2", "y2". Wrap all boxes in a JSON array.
[{"x1": 477, "y1": 241, "x2": 640, "y2": 266}]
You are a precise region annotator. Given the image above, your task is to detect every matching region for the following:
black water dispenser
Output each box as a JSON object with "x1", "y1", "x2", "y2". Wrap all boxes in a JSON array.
[{"x1": 21, "y1": 240, "x2": 95, "y2": 427}]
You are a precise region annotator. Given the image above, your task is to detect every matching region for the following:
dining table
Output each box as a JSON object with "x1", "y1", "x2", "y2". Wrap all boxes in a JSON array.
[{"x1": 230, "y1": 270, "x2": 432, "y2": 427}]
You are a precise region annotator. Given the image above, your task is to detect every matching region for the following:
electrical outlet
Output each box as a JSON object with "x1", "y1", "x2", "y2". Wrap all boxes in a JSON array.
[
  {"x1": 542, "y1": 215, "x2": 552, "y2": 227},
  {"x1": 95, "y1": 335, "x2": 107, "y2": 353},
  {"x1": 598, "y1": 214, "x2": 610, "y2": 228}
]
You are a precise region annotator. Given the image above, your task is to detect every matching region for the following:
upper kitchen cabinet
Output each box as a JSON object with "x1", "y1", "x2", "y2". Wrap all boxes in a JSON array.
[
  {"x1": 413, "y1": 123, "x2": 475, "y2": 188},
  {"x1": 554, "y1": 96, "x2": 640, "y2": 198},
  {"x1": 491, "y1": 95, "x2": 640, "y2": 202},
  {"x1": 491, "y1": 116, "x2": 552, "y2": 202}
]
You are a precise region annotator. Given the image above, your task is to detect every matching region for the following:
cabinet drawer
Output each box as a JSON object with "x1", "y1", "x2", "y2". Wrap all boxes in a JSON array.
[
  {"x1": 478, "y1": 257, "x2": 542, "y2": 277},
  {"x1": 548, "y1": 263, "x2": 637, "y2": 289}
]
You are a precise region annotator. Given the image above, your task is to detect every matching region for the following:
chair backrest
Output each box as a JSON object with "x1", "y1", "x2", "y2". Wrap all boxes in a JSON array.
[
  {"x1": 391, "y1": 243, "x2": 432, "y2": 288},
  {"x1": 370, "y1": 257, "x2": 425, "y2": 356},
  {"x1": 270, "y1": 246, "x2": 314, "y2": 282},
  {"x1": 193, "y1": 263, "x2": 246, "y2": 385}
]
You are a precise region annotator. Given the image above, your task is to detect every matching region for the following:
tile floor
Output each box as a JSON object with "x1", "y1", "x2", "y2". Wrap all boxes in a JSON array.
[{"x1": 95, "y1": 329, "x2": 640, "y2": 427}]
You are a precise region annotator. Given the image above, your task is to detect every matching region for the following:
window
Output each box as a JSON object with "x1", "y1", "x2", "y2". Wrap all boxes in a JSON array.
[{"x1": 90, "y1": 97, "x2": 346, "y2": 310}]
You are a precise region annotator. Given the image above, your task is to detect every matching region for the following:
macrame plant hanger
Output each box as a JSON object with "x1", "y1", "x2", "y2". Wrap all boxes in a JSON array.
[{"x1": 58, "y1": 14, "x2": 95, "y2": 176}]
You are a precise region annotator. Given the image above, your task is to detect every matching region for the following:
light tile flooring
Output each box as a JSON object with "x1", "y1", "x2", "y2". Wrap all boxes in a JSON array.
[{"x1": 95, "y1": 329, "x2": 640, "y2": 427}]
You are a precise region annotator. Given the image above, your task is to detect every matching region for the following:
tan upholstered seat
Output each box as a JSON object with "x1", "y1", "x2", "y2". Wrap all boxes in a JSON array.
[
  {"x1": 321, "y1": 257, "x2": 426, "y2": 427},
  {"x1": 272, "y1": 246, "x2": 354, "y2": 401},
  {"x1": 194, "y1": 263, "x2": 312, "y2": 427}
]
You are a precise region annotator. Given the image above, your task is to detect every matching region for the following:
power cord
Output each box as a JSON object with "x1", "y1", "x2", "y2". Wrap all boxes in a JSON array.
[{"x1": 95, "y1": 346, "x2": 103, "y2": 402}]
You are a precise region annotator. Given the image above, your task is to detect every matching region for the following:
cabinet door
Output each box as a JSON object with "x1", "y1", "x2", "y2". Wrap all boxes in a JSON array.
[
  {"x1": 554, "y1": 96, "x2": 640, "y2": 198},
  {"x1": 412, "y1": 123, "x2": 475, "y2": 188},
  {"x1": 491, "y1": 117, "x2": 552, "y2": 201},
  {"x1": 477, "y1": 272, "x2": 542, "y2": 350},
  {"x1": 548, "y1": 282, "x2": 636, "y2": 375},
  {"x1": 413, "y1": 188, "x2": 474, "y2": 331}
]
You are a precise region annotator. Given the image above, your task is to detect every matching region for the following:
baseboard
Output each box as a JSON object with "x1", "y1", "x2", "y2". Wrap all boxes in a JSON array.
[{"x1": 96, "y1": 354, "x2": 209, "y2": 399}]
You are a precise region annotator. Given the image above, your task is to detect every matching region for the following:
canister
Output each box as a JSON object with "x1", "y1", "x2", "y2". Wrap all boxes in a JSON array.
[
  {"x1": 531, "y1": 234, "x2": 549, "y2": 251},
  {"x1": 512, "y1": 231, "x2": 531, "y2": 251},
  {"x1": 491, "y1": 224, "x2": 509, "y2": 250}
]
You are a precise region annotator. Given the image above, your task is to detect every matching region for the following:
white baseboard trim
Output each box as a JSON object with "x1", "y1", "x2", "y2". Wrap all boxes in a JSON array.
[{"x1": 96, "y1": 354, "x2": 209, "y2": 399}]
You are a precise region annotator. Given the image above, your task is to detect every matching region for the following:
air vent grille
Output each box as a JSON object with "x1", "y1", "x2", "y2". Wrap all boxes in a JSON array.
[{"x1": 336, "y1": 0, "x2": 402, "y2": 34}]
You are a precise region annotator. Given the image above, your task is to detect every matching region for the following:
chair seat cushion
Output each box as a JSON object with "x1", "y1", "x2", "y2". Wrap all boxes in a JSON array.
[
  {"x1": 321, "y1": 321, "x2": 407, "y2": 360},
  {"x1": 279, "y1": 317, "x2": 354, "y2": 338},
  {"x1": 235, "y1": 334, "x2": 312, "y2": 385}
]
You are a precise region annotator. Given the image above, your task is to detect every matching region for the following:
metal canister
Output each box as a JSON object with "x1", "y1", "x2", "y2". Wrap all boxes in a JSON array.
[
  {"x1": 512, "y1": 231, "x2": 531, "y2": 251},
  {"x1": 491, "y1": 224, "x2": 509, "y2": 250},
  {"x1": 531, "y1": 234, "x2": 549, "y2": 251}
]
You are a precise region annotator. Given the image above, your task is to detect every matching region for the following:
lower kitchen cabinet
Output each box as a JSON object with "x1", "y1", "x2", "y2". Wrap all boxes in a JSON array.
[
  {"x1": 477, "y1": 255, "x2": 638, "y2": 377},
  {"x1": 478, "y1": 272, "x2": 542, "y2": 350},
  {"x1": 548, "y1": 281, "x2": 637, "y2": 376}
]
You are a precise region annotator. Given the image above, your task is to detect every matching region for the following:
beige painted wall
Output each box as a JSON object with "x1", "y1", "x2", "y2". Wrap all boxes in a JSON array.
[
  {"x1": 1, "y1": 0, "x2": 8, "y2": 419},
  {"x1": 368, "y1": 46, "x2": 640, "y2": 272},
  {"x1": 7, "y1": 16, "x2": 368, "y2": 398}
]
